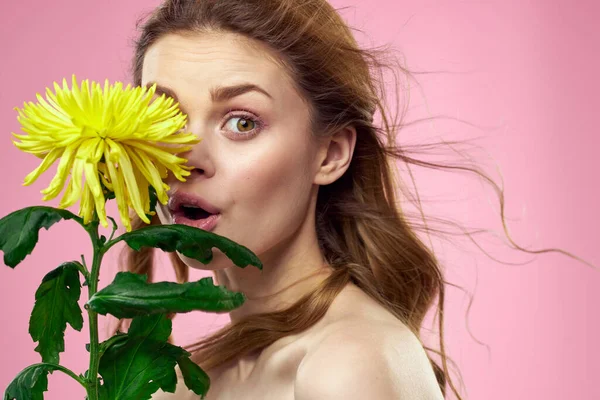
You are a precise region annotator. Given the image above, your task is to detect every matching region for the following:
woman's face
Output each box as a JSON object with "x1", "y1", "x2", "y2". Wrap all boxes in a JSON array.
[{"x1": 142, "y1": 31, "x2": 323, "y2": 270}]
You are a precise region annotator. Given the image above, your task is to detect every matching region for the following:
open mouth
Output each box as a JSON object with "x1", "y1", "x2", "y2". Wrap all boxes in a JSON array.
[
  {"x1": 167, "y1": 192, "x2": 221, "y2": 231},
  {"x1": 171, "y1": 204, "x2": 221, "y2": 232},
  {"x1": 180, "y1": 205, "x2": 214, "y2": 220}
]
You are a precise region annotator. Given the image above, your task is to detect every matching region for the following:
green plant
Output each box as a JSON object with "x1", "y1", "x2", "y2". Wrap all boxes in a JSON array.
[{"x1": 1, "y1": 76, "x2": 263, "y2": 399}]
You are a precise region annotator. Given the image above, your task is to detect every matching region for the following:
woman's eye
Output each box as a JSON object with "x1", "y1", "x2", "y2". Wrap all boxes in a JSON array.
[
  {"x1": 222, "y1": 110, "x2": 263, "y2": 138},
  {"x1": 228, "y1": 116, "x2": 255, "y2": 132}
]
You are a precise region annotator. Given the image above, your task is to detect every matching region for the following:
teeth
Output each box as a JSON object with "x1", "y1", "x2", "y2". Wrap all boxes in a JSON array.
[{"x1": 182, "y1": 205, "x2": 202, "y2": 209}]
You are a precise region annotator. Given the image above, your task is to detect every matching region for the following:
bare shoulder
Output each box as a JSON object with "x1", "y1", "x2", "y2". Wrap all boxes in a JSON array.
[{"x1": 294, "y1": 318, "x2": 444, "y2": 400}]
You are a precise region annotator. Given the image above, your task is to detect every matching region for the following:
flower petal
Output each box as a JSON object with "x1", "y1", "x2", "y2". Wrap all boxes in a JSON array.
[
  {"x1": 84, "y1": 162, "x2": 108, "y2": 228},
  {"x1": 127, "y1": 146, "x2": 169, "y2": 204},
  {"x1": 40, "y1": 140, "x2": 82, "y2": 201},
  {"x1": 97, "y1": 163, "x2": 114, "y2": 191},
  {"x1": 79, "y1": 183, "x2": 95, "y2": 225},
  {"x1": 58, "y1": 157, "x2": 84, "y2": 208},
  {"x1": 107, "y1": 139, "x2": 149, "y2": 224},
  {"x1": 22, "y1": 147, "x2": 63, "y2": 186},
  {"x1": 123, "y1": 140, "x2": 193, "y2": 181},
  {"x1": 104, "y1": 144, "x2": 132, "y2": 232},
  {"x1": 133, "y1": 165, "x2": 152, "y2": 216}
]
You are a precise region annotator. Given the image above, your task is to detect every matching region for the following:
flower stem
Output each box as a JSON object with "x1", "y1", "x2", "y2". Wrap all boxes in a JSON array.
[
  {"x1": 107, "y1": 216, "x2": 118, "y2": 242},
  {"x1": 83, "y1": 220, "x2": 106, "y2": 400}
]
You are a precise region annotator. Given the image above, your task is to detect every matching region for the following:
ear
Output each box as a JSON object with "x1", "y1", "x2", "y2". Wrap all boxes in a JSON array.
[{"x1": 314, "y1": 125, "x2": 357, "y2": 186}]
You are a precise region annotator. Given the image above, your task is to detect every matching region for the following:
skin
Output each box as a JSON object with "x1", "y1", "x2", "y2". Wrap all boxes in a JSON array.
[{"x1": 143, "y1": 31, "x2": 357, "y2": 324}]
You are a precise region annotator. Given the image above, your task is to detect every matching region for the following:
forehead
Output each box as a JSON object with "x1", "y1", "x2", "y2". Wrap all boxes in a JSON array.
[{"x1": 141, "y1": 31, "x2": 294, "y2": 98}]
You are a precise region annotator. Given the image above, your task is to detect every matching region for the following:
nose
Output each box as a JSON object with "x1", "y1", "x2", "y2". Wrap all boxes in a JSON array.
[{"x1": 167, "y1": 122, "x2": 214, "y2": 185}]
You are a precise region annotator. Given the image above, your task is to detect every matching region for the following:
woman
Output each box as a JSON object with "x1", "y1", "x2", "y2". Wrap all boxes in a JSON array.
[{"x1": 115, "y1": 0, "x2": 467, "y2": 398}]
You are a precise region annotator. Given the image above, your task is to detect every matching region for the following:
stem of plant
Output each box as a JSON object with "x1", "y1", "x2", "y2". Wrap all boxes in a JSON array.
[
  {"x1": 107, "y1": 216, "x2": 118, "y2": 242},
  {"x1": 84, "y1": 219, "x2": 106, "y2": 400}
]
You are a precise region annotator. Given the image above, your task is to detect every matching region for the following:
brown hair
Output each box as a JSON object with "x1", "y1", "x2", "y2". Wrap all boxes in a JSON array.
[{"x1": 109, "y1": 0, "x2": 594, "y2": 398}]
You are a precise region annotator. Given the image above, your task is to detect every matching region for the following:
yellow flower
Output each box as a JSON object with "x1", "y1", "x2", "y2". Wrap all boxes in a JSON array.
[{"x1": 12, "y1": 74, "x2": 200, "y2": 232}]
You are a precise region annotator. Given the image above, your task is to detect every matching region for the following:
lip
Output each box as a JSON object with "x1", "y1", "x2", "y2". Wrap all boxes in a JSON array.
[
  {"x1": 172, "y1": 212, "x2": 220, "y2": 232},
  {"x1": 167, "y1": 191, "x2": 221, "y2": 232}
]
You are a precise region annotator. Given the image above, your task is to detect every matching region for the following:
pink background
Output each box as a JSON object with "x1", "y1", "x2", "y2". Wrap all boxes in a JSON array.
[{"x1": 1, "y1": 1, "x2": 598, "y2": 399}]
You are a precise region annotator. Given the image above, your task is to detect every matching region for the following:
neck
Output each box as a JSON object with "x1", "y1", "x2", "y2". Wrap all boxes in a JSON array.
[{"x1": 213, "y1": 211, "x2": 333, "y2": 324}]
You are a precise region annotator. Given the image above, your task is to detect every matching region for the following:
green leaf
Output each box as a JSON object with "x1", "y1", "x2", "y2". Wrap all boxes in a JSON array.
[
  {"x1": 177, "y1": 357, "x2": 211, "y2": 399},
  {"x1": 97, "y1": 314, "x2": 207, "y2": 400},
  {"x1": 3, "y1": 363, "x2": 61, "y2": 400},
  {"x1": 115, "y1": 224, "x2": 263, "y2": 271},
  {"x1": 87, "y1": 272, "x2": 246, "y2": 318},
  {"x1": 0, "y1": 206, "x2": 81, "y2": 268},
  {"x1": 29, "y1": 262, "x2": 83, "y2": 364}
]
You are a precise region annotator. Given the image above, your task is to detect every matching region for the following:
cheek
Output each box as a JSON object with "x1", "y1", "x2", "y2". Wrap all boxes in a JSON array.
[{"x1": 231, "y1": 147, "x2": 312, "y2": 203}]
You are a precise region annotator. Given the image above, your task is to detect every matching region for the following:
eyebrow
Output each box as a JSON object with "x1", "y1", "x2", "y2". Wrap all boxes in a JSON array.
[
  {"x1": 145, "y1": 82, "x2": 273, "y2": 104},
  {"x1": 210, "y1": 83, "x2": 273, "y2": 102}
]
